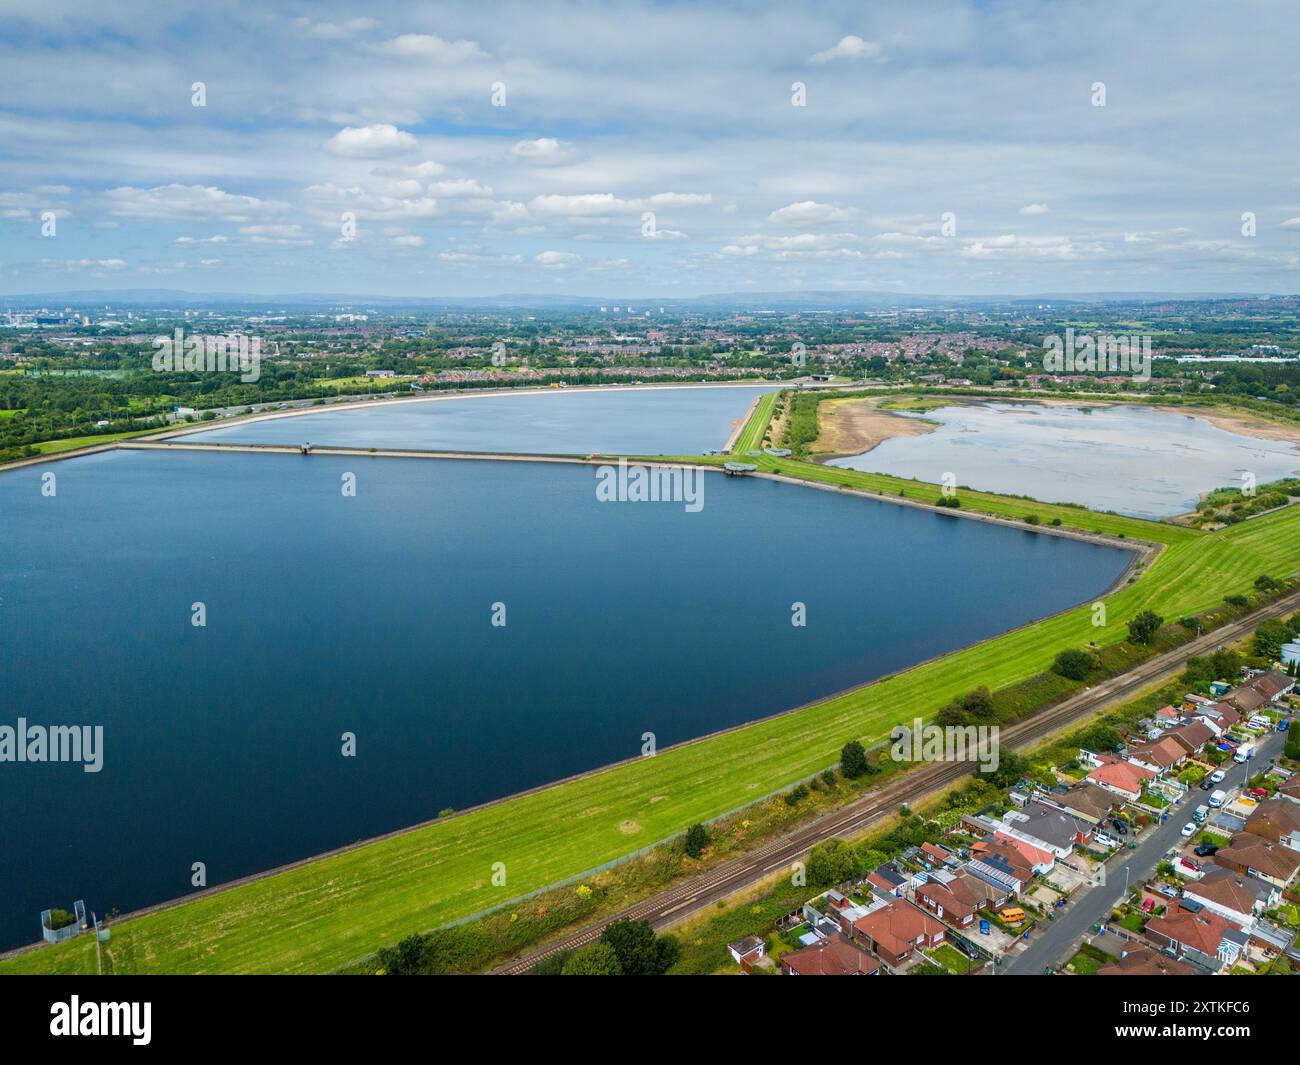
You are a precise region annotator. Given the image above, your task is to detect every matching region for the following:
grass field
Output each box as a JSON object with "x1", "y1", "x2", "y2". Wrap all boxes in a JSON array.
[
  {"x1": 31, "y1": 429, "x2": 172, "y2": 454},
  {"x1": 7, "y1": 395, "x2": 1300, "y2": 974},
  {"x1": 730, "y1": 390, "x2": 779, "y2": 452}
]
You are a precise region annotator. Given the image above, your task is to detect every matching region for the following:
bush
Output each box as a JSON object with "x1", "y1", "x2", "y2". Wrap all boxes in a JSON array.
[
  {"x1": 1052, "y1": 648, "x2": 1093, "y2": 681},
  {"x1": 561, "y1": 941, "x2": 623, "y2": 975},
  {"x1": 683, "y1": 823, "x2": 709, "y2": 859}
]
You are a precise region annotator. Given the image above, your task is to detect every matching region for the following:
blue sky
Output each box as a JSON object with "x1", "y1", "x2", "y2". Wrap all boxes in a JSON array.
[{"x1": 2, "y1": 0, "x2": 1299, "y2": 298}]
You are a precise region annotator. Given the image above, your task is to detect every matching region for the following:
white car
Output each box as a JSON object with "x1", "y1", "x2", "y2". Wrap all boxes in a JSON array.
[
  {"x1": 1209, "y1": 769, "x2": 1226, "y2": 784},
  {"x1": 1180, "y1": 821, "x2": 1197, "y2": 837},
  {"x1": 1093, "y1": 833, "x2": 1117, "y2": 849}
]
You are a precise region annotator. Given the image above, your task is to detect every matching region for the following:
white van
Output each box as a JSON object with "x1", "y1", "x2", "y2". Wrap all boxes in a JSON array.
[{"x1": 1208, "y1": 789, "x2": 1227, "y2": 808}]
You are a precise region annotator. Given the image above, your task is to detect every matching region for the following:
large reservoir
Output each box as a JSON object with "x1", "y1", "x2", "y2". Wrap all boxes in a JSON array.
[
  {"x1": 0, "y1": 448, "x2": 1130, "y2": 950},
  {"x1": 186, "y1": 384, "x2": 782, "y2": 455}
]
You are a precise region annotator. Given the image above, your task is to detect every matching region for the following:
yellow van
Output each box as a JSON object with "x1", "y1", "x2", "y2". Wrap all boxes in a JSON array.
[{"x1": 999, "y1": 907, "x2": 1026, "y2": 924}]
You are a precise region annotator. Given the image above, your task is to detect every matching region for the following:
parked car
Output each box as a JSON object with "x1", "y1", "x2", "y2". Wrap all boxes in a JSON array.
[
  {"x1": 1247, "y1": 787, "x2": 1268, "y2": 799},
  {"x1": 1094, "y1": 833, "x2": 1117, "y2": 849},
  {"x1": 1140, "y1": 897, "x2": 1155, "y2": 912},
  {"x1": 1199, "y1": 778, "x2": 1215, "y2": 791},
  {"x1": 1180, "y1": 821, "x2": 1197, "y2": 837},
  {"x1": 1194, "y1": 843, "x2": 1219, "y2": 857},
  {"x1": 1111, "y1": 817, "x2": 1129, "y2": 834},
  {"x1": 1210, "y1": 769, "x2": 1227, "y2": 784}
]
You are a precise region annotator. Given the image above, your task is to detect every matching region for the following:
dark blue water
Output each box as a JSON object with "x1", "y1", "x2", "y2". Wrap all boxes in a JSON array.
[
  {"x1": 189, "y1": 385, "x2": 781, "y2": 454},
  {"x1": 0, "y1": 449, "x2": 1129, "y2": 949}
]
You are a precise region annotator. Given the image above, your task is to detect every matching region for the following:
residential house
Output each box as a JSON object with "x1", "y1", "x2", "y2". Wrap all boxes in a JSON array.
[
  {"x1": 998, "y1": 800, "x2": 1092, "y2": 860},
  {"x1": 1277, "y1": 776, "x2": 1300, "y2": 807},
  {"x1": 1087, "y1": 756, "x2": 1156, "y2": 801},
  {"x1": 1247, "y1": 670, "x2": 1295, "y2": 704},
  {"x1": 1225, "y1": 685, "x2": 1268, "y2": 716},
  {"x1": 1053, "y1": 782, "x2": 1119, "y2": 825},
  {"x1": 1181, "y1": 868, "x2": 1279, "y2": 929},
  {"x1": 781, "y1": 934, "x2": 880, "y2": 976},
  {"x1": 967, "y1": 841, "x2": 1034, "y2": 895},
  {"x1": 1126, "y1": 735, "x2": 1188, "y2": 776},
  {"x1": 993, "y1": 832, "x2": 1056, "y2": 874},
  {"x1": 850, "y1": 900, "x2": 946, "y2": 969},
  {"x1": 1214, "y1": 832, "x2": 1300, "y2": 888},
  {"x1": 1165, "y1": 720, "x2": 1214, "y2": 758},
  {"x1": 1144, "y1": 902, "x2": 1241, "y2": 970},
  {"x1": 866, "y1": 861, "x2": 909, "y2": 899},
  {"x1": 913, "y1": 873, "x2": 981, "y2": 928},
  {"x1": 1244, "y1": 799, "x2": 1300, "y2": 852}
]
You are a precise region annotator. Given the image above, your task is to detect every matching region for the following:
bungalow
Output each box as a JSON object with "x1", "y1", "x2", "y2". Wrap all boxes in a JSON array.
[
  {"x1": 1087, "y1": 757, "x2": 1156, "y2": 802},
  {"x1": 850, "y1": 900, "x2": 946, "y2": 969},
  {"x1": 1165, "y1": 720, "x2": 1214, "y2": 757},
  {"x1": 865, "y1": 861, "x2": 909, "y2": 899},
  {"x1": 1247, "y1": 670, "x2": 1295, "y2": 704},
  {"x1": 992, "y1": 832, "x2": 1056, "y2": 874},
  {"x1": 919, "y1": 841, "x2": 957, "y2": 870},
  {"x1": 1214, "y1": 832, "x2": 1300, "y2": 888},
  {"x1": 1277, "y1": 776, "x2": 1300, "y2": 807},
  {"x1": 1197, "y1": 701, "x2": 1243, "y2": 735},
  {"x1": 998, "y1": 800, "x2": 1093, "y2": 859},
  {"x1": 1225, "y1": 685, "x2": 1268, "y2": 716},
  {"x1": 781, "y1": 934, "x2": 880, "y2": 976},
  {"x1": 1244, "y1": 799, "x2": 1300, "y2": 852},
  {"x1": 913, "y1": 873, "x2": 981, "y2": 928},
  {"x1": 1054, "y1": 782, "x2": 1120, "y2": 825},
  {"x1": 967, "y1": 841, "x2": 1035, "y2": 895},
  {"x1": 1144, "y1": 903, "x2": 1241, "y2": 970},
  {"x1": 1126, "y1": 736, "x2": 1188, "y2": 776},
  {"x1": 1097, "y1": 944, "x2": 1196, "y2": 976},
  {"x1": 1182, "y1": 868, "x2": 1279, "y2": 929}
]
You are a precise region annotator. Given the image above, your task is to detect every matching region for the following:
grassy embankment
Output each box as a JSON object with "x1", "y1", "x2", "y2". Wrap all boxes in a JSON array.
[
  {"x1": 7, "y1": 395, "x2": 1300, "y2": 975},
  {"x1": 729, "y1": 390, "x2": 779, "y2": 453}
]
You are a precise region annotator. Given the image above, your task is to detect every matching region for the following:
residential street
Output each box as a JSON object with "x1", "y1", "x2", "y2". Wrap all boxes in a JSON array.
[{"x1": 1003, "y1": 730, "x2": 1285, "y2": 974}]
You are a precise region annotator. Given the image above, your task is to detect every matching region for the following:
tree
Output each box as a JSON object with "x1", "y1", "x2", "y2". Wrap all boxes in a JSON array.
[
  {"x1": 683, "y1": 822, "x2": 709, "y2": 859},
  {"x1": 599, "y1": 919, "x2": 676, "y2": 975},
  {"x1": 561, "y1": 941, "x2": 623, "y2": 975},
  {"x1": 1127, "y1": 610, "x2": 1164, "y2": 645},
  {"x1": 1254, "y1": 618, "x2": 1294, "y2": 661},
  {"x1": 1255, "y1": 574, "x2": 1280, "y2": 593},
  {"x1": 962, "y1": 686, "x2": 995, "y2": 721},
  {"x1": 377, "y1": 933, "x2": 431, "y2": 975},
  {"x1": 807, "y1": 837, "x2": 860, "y2": 886},
  {"x1": 840, "y1": 739, "x2": 869, "y2": 779},
  {"x1": 1052, "y1": 648, "x2": 1093, "y2": 681},
  {"x1": 985, "y1": 751, "x2": 1029, "y2": 788}
]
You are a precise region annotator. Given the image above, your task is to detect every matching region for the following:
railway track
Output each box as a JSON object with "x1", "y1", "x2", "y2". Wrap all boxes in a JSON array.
[{"x1": 492, "y1": 586, "x2": 1300, "y2": 974}]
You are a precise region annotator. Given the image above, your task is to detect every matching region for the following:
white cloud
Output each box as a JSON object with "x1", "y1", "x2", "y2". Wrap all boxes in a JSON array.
[
  {"x1": 1019, "y1": 203, "x2": 1050, "y2": 215},
  {"x1": 809, "y1": 36, "x2": 882, "y2": 64},
  {"x1": 325, "y1": 124, "x2": 419, "y2": 158},
  {"x1": 378, "y1": 34, "x2": 488, "y2": 62},
  {"x1": 535, "y1": 250, "x2": 580, "y2": 267},
  {"x1": 104, "y1": 185, "x2": 279, "y2": 222},
  {"x1": 510, "y1": 138, "x2": 572, "y2": 164},
  {"x1": 767, "y1": 200, "x2": 857, "y2": 224}
]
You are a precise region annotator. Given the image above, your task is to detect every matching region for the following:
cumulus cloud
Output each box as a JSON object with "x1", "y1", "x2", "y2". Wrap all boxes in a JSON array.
[
  {"x1": 325, "y1": 124, "x2": 419, "y2": 158},
  {"x1": 809, "y1": 35, "x2": 882, "y2": 64},
  {"x1": 1019, "y1": 203, "x2": 1050, "y2": 215},
  {"x1": 510, "y1": 138, "x2": 572, "y2": 164},
  {"x1": 767, "y1": 201, "x2": 857, "y2": 224},
  {"x1": 378, "y1": 34, "x2": 488, "y2": 62},
  {"x1": 104, "y1": 185, "x2": 279, "y2": 222},
  {"x1": 535, "y1": 250, "x2": 580, "y2": 267}
]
